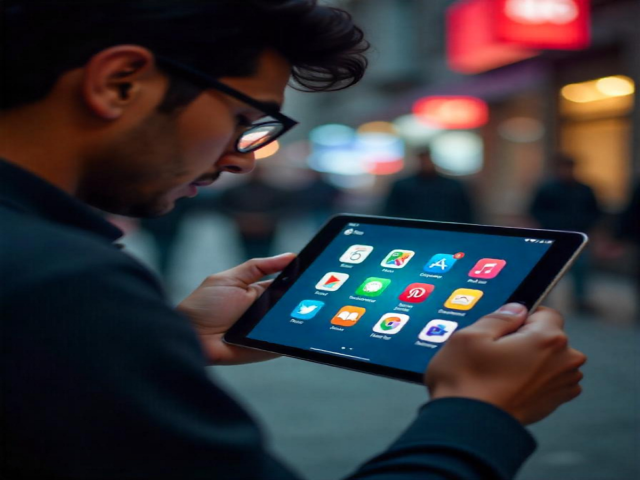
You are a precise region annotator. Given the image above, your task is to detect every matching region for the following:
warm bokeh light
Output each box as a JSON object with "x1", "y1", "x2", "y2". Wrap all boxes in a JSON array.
[
  {"x1": 561, "y1": 83, "x2": 599, "y2": 103},
  {"x1": 562, "y1": 75, "x2": 635, "y2": 103},
  {"x1": 596, "y1": 76, "x2": 635, "y2": 97},
  {"x1": 356, "y1": 121, "x2": 398, "y2": 135},
  {"x1": 413, "y1": 96, "x2": 489, "y2": 129},
  {"x1": 253, "y1": 140, "x2": 280, "y2": 160}
]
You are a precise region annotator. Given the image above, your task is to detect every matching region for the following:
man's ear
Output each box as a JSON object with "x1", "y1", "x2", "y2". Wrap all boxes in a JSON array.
[{"x1": 81, "y1": 45, "x2": 162, "y2": 120}]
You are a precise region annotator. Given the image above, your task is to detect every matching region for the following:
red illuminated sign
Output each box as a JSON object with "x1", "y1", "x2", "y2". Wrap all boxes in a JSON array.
[
  {"x1": 412, "y1": 96, "x2": 489, "y2": 129},
  {"x1": 447, "y1": 0, "x2": 590, "y2": 74},
  {"x1": 496, "y1": 0, "x2": 590, "y2": 49}
]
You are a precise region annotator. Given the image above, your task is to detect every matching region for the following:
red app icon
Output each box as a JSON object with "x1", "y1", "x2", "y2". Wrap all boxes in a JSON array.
[
  {"x1": 399, "y1": 283, "x2": 435, "y2": 303},
  {"x1": 469, "y1": 259, "x2": 507, "y2": 279}
]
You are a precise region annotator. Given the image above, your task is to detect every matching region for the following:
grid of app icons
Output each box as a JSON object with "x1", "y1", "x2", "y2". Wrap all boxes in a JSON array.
[{"x1": 289, "y1": 244, "x2": 507, "y2": 346}]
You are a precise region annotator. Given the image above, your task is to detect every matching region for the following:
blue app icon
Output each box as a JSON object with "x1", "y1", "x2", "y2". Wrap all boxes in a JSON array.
[
  {"x1": 291, "y1": 300, "x2": 325, "y2": 320},
  {"x1": 424, "y1": 254, "x2": 458, "y2": 274}
]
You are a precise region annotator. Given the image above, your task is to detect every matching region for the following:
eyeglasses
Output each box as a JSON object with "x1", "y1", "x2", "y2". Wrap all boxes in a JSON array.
[{"x1": 156, "y1": 56, "x2": 298, "y2": 154}]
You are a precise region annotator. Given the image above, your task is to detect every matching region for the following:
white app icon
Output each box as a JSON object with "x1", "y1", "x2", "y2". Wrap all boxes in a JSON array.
[
  {"x1": 373, "y1": 313, "x2": 410, "y2": 335},
  {"x1": 315, "y1": 272, "x2": 350, "y2": 291},
  {"x1": 419, "y1": 320, "x2": 459, "y2": 343},
  {"x1": 451, "y1": 295, "x2": 474, "y2": 306},
  {"x1": 340, "y1": 245, "x2": 374, "y2": 264},
  {"x1": 298, "y1": 305, "x2": 318, "y2": 315}
]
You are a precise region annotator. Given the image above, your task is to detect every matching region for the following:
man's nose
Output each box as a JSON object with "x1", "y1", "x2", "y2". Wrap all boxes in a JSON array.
[{"x1": 216, "y1": 149, "x2": 257, "y2": 174}]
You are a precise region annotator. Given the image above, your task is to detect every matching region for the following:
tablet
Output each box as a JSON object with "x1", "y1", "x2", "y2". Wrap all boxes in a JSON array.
[{"x1": 224, "y1": 215, "x2": 587, "y2": 383}]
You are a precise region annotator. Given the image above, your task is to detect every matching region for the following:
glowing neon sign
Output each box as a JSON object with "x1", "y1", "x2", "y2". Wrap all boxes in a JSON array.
[{"x1": 447, "y1": 0, "x2": 590, "y2": 74}]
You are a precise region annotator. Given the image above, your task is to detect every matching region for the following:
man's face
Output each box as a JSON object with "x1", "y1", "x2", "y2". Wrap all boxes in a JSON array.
[{"x1": 80, "y1": 49, "x2": 291, "y2": 217}]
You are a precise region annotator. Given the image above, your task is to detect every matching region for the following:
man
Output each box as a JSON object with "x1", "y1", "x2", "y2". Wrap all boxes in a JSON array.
[
  {"x1": 530, "y1": 154, "x2": 601, "y2": 312},
  {"x1": 0, "y1": 2, "x2": 585, "y2": 479},
  {"x1": 220, "y1": 164, "x2": 291, "y2": 260},
  {"x1": 383, "y1": 147, "x2": 474, "y2": 223},
  {"x1": 616, "y1": 179, "x2": 640, "y2": 317}
]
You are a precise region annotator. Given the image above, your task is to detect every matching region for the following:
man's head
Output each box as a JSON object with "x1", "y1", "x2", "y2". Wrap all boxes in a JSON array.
[
  {"x1": 554, "y1": 154, "x2": 577, "y2": 182},
  {"x1": 416, "y1": 147, "x2": 437, "y2": 176},
  {"x1": 0, "y1": 0, "x2": 368, "y2": 217}
]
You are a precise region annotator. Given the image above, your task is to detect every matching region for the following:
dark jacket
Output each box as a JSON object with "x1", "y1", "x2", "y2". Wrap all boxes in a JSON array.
[
  {"x1": 383, "y1": 174, "x2": 474, "y2": 224},
  {"x1": 0, "y1": 159, "x2": 535, "y2": 479},
  {"x1": 530, "y1": 179, "x2": 600, "y2": 232}
]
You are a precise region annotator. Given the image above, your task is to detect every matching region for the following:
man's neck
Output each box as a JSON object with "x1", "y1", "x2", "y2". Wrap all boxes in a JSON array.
[{"x1": 0, "y1": 107, "x2": 82, "y2": 195}]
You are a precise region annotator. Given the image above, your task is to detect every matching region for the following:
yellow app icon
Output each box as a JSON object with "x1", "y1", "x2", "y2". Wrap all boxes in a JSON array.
[{"x1": 444, "y1": 288, "x2": 484, "y2": 311}]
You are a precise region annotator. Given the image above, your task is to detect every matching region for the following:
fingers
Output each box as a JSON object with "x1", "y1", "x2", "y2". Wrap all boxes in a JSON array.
[
  {"x1": 525, "y1": 306, "x2": 565, "y2": 329},
  {"x1": 216, "y1": 253, "x2": 296, "y2": 286},
  {"x1": 464, "y1": 303, "x2": 528, "y2": 340},
  {"x1": 251, "y1": 279, "x2": 274, "y2": 296}
]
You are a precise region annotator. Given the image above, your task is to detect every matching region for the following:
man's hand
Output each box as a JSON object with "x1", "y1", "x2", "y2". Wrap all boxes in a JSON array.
[
  {"x1": 176, "y1": 253, "x2": 296, "y2": 366},
  {"x1": 425, "y1": 303, "x2": 586, "y2": 425}
]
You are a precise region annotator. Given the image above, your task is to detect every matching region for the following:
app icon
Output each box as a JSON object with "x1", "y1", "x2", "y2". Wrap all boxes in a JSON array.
[
  {"x1": 419, "y1": 319, "x2": 459, "y2": 343},
  {"x1": 355, "y1": 277, "x2": 391, "y2": 297},
  {"x1": 331, "y1": 306, "x2": 367, "y2": 327},
  {"x1": 340, "y1": 245, "x2": 374, "y2": 264},
  {"x1": 316, "y1": 272, "x2": 349, "y2": 291},
  {"x1": 373, "y1": 313, "x2": 410, "y2": 335},
  {"x1": 381, "y1": 249, "x2": 415, "y2": 269},
  {"x1": 424, "y1": 252, "x2": 464, "y2": 274},
  {"x1": 399, "y1": 283, "x2": 435, "y2": 303},
  {"x1": 444, "y1": 288, "x2": 484, "y2": 310},
  {"x1": 469, "y1": 258, "x2": 507, "y2": 279},
  {"x1": 291, "y1": 300, "x2": 325, "y2": 320}
]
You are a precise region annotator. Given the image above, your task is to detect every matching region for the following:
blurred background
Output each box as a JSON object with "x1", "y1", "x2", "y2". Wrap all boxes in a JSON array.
[{"x1": 117, "y1": 1, "x2": 639, "y2": 479}]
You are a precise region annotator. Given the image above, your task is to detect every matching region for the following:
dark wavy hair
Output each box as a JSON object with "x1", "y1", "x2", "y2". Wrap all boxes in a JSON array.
[{"x1": 0, "y1": 0, "x2": 369, "y2": 111}]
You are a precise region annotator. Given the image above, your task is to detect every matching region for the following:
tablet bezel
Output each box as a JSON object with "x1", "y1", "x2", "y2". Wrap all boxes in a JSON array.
[{"x1": 224, "y1": 214, "x2": 587, "y2": 384}]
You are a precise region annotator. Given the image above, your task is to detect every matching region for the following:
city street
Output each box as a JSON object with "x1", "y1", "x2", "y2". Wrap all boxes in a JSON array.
[{"x1": 123, "y1": 212, "x2": 640, "y2": 480}]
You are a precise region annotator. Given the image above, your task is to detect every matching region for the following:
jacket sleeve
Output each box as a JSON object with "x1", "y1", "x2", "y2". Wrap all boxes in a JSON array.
[
  {"x1": 1, "y1": 256, "x2": 301, "y2": 480},
  {"x1": 348, "y1": 398, "x2": 536, "y2": 480}
]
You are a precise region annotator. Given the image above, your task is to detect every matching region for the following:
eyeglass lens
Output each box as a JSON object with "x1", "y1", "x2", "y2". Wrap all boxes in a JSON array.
[{"x1": 237, "y1": 123, "x2": 283, "y2": 153}]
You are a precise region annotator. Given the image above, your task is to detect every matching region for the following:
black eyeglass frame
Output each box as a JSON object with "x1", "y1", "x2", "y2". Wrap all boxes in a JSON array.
[{"x1": 155, "y1": 55, "x2": 299, "y2": 153}]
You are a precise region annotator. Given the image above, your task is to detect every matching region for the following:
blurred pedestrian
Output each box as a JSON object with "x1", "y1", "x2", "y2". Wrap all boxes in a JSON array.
[
  {"x1": 220, "y1": 165, "x2": 290, "y2": 260},
  {"x1": 616, "y1": 179, "x2": 640, "y2": 313},
  {"x1": 291, "y1": 169, "x2": 341, "y2": 229},
  {"x1": 529, "y1": 154, "x2": 601, "y2": 312},
  {"x1": 383, "y1": 147, "x2": 474, "y2": 223}
]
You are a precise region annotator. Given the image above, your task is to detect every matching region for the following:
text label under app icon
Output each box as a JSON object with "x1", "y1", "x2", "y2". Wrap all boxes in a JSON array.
[
  {"x1": 373, "y1": 313, "x2": 410, "y2": 335},
  {"x1": 331, "y1": 306, "x2": 367, "y2": 327},
  {"x1": 316, "y1": 272, "x2": 349, "y2": 291},
  {"x1": 340, "y1": 245, "x2": 374, "y2": 264},
  {"x1": 423, "y1": 253, "x2": 464, "y2": 274},
  {"x1": 355, "y1": 277, "x2": 391, "y2": 297},
  {"x1": 469, "y1": 258, "x2": 507, "y2": 279},
  {"x1": 419, "y1": 319, "x2": 459, "y2": 343},
  {"x1": 444, "y1": 288, "x2": 484, "y2": 311},
  {"x1": 291, "y1": 300, "x2": 325, "y2": 320},
  {"x1": 398, "y1": 283, "x2": 435, "y2": 303},
  {"x1": 381, "y1": 249, "x2": 415, "y2": 269}
]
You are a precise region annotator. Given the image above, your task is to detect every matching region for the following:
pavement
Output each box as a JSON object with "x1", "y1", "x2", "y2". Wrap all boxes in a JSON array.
[{"x1": 121, "y1": 212, "x2": 640, "y2": 480}]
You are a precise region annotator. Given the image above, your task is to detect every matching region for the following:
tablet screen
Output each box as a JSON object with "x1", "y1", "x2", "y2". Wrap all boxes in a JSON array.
[{"x1": 246, "y1": 221, "x2": 556, "y2": 375}]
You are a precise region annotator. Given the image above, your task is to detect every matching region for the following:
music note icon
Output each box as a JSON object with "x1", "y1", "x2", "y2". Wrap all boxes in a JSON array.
[{"x1": 469, "y1": 259, "x2": 506, "y2": 279}]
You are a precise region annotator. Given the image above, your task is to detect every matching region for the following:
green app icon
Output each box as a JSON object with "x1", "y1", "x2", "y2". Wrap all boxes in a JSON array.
[{"x1": 355, "y1": 277, "x2": 391, "y2": 297}]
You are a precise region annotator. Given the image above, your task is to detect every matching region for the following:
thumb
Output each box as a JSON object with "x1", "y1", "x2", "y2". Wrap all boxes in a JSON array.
[
  {"x1": 464, "y1": 303, "x2": 528, "y2": 340},
  {"x1": 217, "y1": 253, "x2": 296, "y2": 286}
]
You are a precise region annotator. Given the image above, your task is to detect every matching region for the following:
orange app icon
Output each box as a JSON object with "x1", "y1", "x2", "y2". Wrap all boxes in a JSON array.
[
  {"x1": 331, "y1": 306, "x2": 367, "y2": 327},
  {"x1": 444, "y1": 288, "x2": 484, "y2": 311}
]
